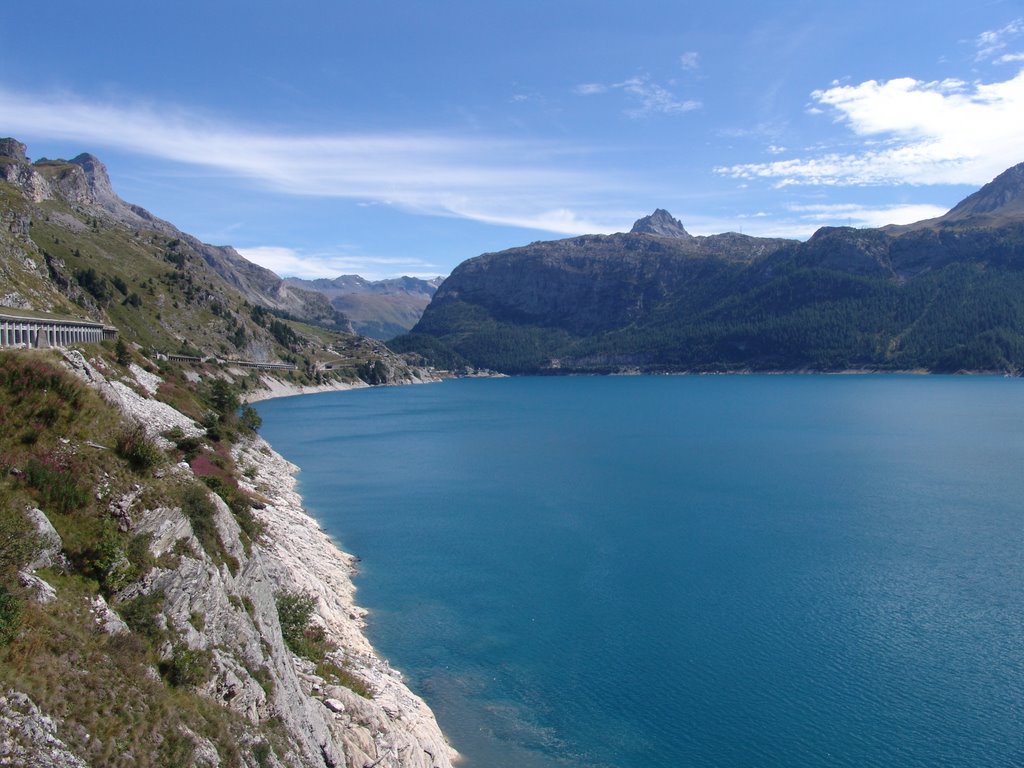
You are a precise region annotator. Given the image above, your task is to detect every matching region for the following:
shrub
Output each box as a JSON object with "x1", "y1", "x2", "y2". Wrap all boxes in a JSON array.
[
  {"x1": 116, "y1": 421, "x2": 163, "y2": 472},
  {"x1": 85, "y1": 522, "x2": 136, "y2": 593},
  {"x1": 163, "y1": 426, "x2": 185, "y2": 441},
  {"x1": 24, "y1": 453, "x2": 89, "y2": 515},
  {"x1": 208, "y1": 379, "x2": 239, "y2": 416},
  {"x1": 315, "y1": 658, "x2": 372, "y2": 699},
  {"x1": 115, "y1": 338, "x2": 131, "y2": 366},
  {"x1": 239, "y1": 406, "x2": 262, "y2": 434},
  {"x1": 119, "y1": 589, "x2": 166, "y2": 645},
  {"x1": 275, "y1": 590, "x2": 316, "y2": 656},
  {"x1": 0, "y1": 506, "x2": 40, "y2": 577},
  {"x1": 0, "y1": 585, "x2": 22, "y2": 645},
  {"x1": 180, "y1": 486, "x2": 220, "y2": 561},
  {"x1": 175, "y1": 436, "x2": 203, "y2": 461},
  {"x1": 160, "y1": 643, "x2": 212, "y2": 688}
]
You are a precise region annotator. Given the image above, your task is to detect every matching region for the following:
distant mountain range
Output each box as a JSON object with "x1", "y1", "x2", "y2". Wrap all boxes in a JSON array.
[
  {"x1": 394, "y1": 163, "x2": 1024, "y2": 374},
  {"x1": 284, "y1": 275, "x2": 443, "y2": 340}
]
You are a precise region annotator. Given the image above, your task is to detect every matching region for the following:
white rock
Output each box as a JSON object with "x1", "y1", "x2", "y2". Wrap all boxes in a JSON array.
[
  {"x1": 18, "y1": 572, "x2": 57, "y2": 605},
  {"x1": 323, "y1": 698, "x2": 346, "y2": 713}
]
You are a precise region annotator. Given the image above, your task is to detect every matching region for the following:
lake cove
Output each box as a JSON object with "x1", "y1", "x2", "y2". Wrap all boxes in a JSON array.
[{"x1": 257, "y1": 375, "x2": 1024, "y2": 768}]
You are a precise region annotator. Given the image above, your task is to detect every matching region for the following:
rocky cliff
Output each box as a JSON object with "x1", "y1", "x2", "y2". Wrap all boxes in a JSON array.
[{"x1": 0, "y1": 348, "x2": 455, "y2": 768}]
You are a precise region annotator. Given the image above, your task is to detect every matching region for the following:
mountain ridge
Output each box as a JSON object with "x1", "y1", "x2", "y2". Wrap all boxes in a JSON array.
[
  {"x1": 1, "y1": 139, "x2": 347, "y2": 331},
  {"x1": 283, "y1": 275, "x2": 444, "y2": 339},
  {"x1": 396, "y1": 161, "x2": 1024, "y2": 374}
]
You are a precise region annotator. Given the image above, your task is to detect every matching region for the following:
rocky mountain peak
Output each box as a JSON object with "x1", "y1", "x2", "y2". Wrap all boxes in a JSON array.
[
  {"x1": 0, "y1": 138, "x2": 28, "y2": 163},
  {"x1": 69, "y1": 152, "x2": 118, "y2": 205},
  {"x1": 630, "y1": 209, "x2": 692, "y2": 239},
  {"x1": 942, "y1": 161, "x2": 1024, "y2": 221}
]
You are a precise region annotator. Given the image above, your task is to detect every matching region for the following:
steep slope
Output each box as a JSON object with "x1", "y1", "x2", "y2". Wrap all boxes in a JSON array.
[
  {"x1": 284, "y1": 275, "x2": 443, "y2": 340},
  {"x1": 913, "y1": 162, "x2": 1024, "y2": 226},
  {"x1": 0, "y1": 138, "x2": 347, "y2": 358},
  {"x1": 398, "y1": 163, "x2": 1024, "y2": 374},
  {"x1": 0, "y1": 349, "x2": 454, "y2": 768}
]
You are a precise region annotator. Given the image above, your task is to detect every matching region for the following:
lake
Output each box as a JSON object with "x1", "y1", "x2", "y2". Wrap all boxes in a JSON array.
[{"x1": 256, "y1": 375, "x2": 1024, "y2": 768}]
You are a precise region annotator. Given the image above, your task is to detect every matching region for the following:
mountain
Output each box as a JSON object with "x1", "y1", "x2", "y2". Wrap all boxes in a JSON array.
[
  {"x1": 284, "y1": 274, "x2": 443, "y2": 339},
  {"x1": 395, "y1": 163, "x2": 1024, "y2": 374},
  {"x1": 1, "y1": 139, "x2": 453, "y2": 766},
  {"x1": 0, "y1": 138, "x2": 348, "y2": 343}
]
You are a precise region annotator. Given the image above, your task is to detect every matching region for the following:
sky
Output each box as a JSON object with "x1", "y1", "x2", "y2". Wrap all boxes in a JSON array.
[{"x1": 3, "y1": 1, "x2": 1024, "y2": 279}]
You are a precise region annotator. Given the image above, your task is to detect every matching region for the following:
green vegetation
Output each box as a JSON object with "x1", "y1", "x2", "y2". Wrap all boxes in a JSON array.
[
  {"x1": 0, "y1": 352, "x2": 296, "y2": 766},
  {"x1": 401, "y1": 255, "x2": 1024, "y2": 375},
  {"x1": 160, "y1": 643, "x2": 213, "y2": 688},
  {"x1": 275, "y1": 590, "x2": 370, "y2": 698},
  {"x1": 115, "y1": 421, "x2": 163, "y2": 472}
]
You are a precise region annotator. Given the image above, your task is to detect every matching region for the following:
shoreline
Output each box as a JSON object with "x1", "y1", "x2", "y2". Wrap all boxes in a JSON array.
[
  {"x1": 63, "y1": 350, "x2": 459, "y2": 766},
  {"x1": 242, "y1": 374, "x2": 369, "y2": 404},
  {"x1": 242, "y1": 369, "x2": 445, "y2": 405},
  {"x1": 236, "y1": 397, "x2": 459, "y2": 766}
]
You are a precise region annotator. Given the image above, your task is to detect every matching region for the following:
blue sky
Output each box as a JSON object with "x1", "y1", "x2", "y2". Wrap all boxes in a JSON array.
[{"x1": 3, "y1": 1, "x2": 1024, "y2": 279}]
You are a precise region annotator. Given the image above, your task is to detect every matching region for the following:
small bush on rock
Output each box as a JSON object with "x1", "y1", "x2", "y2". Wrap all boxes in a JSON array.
[{"x1": 116, "y1": 421, "x2": 163, "y2": 472}]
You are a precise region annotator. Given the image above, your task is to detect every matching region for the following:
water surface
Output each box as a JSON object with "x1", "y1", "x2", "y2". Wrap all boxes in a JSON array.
[{"x1": 257, "y1": 375, "x2": 1024, "y2": 767}]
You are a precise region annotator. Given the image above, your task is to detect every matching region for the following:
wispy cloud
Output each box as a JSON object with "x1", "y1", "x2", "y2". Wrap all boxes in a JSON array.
[
  {"x1": 786, "y1": 202, "x2": 950, "y2": 228},
  {"x1": 236, "y1": 245, "x2": 441, "y2": 280},
  {"x1": 679, "y1": 51, "x2": 700, "y2": 71},
  {"x1": 683, "y1": 200, "x2": 952, "y2": 241},
  {"x1": 0, "y1": 87, "x2": 623, "y2": 236},
  {"x1": 976, "y1": 18, "x2": 1024, "y2": 62},
  {"x1": 716, "y1": 69, "x2": 1024, "y2": 188},
  {"x1": 574, "y1": 74, "x2": 701, "y2": 117}
]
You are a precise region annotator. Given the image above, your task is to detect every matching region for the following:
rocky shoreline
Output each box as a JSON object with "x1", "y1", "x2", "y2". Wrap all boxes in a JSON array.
[
  {"x1": 233, "y1": 435, "x2": 458, "y2": 767},
  {"x1": 29, "y1": 351, "x2": 459, "y2": 767},
  {"x1": 242, "y1": 375, "x2": 367, "y2": 404}
]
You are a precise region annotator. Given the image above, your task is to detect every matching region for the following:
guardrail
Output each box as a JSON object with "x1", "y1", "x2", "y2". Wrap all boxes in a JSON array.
[
  {"x1": 0, "y1": 312, "x2": 116, "y2": 348},
  {"x1": 154, "y1": 352, "x2": 297, "y2": 372}
]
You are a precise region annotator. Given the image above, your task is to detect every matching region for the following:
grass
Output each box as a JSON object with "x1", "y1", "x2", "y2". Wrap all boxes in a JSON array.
[
  {"x1": 0, "y1": 590, "x2": 266, "y2": 768},
  {"x1": 0, "y1": 352, "x2": 295, "y2": 765},
  {"x1": 276, "y1": 590, "x2": 372, "y2": 698}
]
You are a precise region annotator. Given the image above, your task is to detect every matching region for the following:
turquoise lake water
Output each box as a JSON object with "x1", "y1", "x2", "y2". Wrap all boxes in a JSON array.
[{"x1": 256, "y1": 375, "x2": 1024, "y2": 768}]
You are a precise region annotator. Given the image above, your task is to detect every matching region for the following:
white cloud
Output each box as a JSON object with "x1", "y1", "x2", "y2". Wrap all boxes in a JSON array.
[
  {"x1": 998, "y1": 52, "x2": 1024, "y2": 64},
  {"x1": 976, "y1": 18, "x2": 1024, "y2": 62},
  {"x1": 716, "y1": 69, "x2": 1024, "y2": 187},
  {"x1": 618, "y1": 76, "x2": 702, "y2": 117},
  {"x1": 683, "y1": 200, "x2": 951, "y2": 241},
  {"x1": 573, "y1": 74, "x2": 701, "y2": 117},
  {"x1": 679, "y1": 51, "x2": 699, "y2": 71},
  {"x1": 237, "y1": 245, "x2": 441, "y2": 280},
  {"x1": 0, "y1": 87, "x2": 622, "y2": 237},
  {"x1": 786, "y1": 202, "x2": 950, "y2": 228}
]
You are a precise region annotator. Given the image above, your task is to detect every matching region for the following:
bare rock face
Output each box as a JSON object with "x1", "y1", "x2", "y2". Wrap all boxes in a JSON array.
[
  {"x1": 69, "y1": 153, "x2": 120, "y2": 208},
  {"x1": 0, "y1": 138, "x2": 52, "y2": 204},
  {"x1": 58, "y1": 350, "x2": 457, "y2": 767},
  {"x1": 0, "y1": 691, "x2": 90, "y2": 768},
  {"x1": 24, "y1": 507, "x2": 63, "y2": 570},
  {"x1": 0, "y1": 138, "x2": 28, "y2": 162},
  {"x1": 630, "y1": 208, "x2": 692, "y2": 238}
]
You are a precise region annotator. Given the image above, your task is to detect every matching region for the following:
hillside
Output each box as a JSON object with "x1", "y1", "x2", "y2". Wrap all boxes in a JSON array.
[
  {"x1": 0, "y1": 138, "x2": 442, "y2": 389},
  {"x1": 0, "y1": 139, "x2": 455, "y2": 767},
  {"x1": 283, "y1": 275, "x2": 443, "y2": 340},
  {"x1": 395, "y1": 165, "x2": 1024, "y2": 374},
  {"x1": 0, "y1": 348, "x2": 453, "y2": 767}
]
